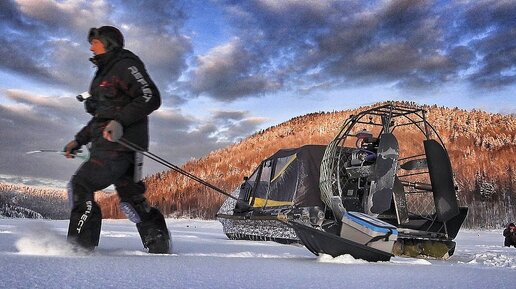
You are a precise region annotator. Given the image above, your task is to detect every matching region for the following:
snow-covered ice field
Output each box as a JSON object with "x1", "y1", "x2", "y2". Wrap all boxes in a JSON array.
[{"x1": 0, "y1": 218, "x2": 514, "y2": 289}]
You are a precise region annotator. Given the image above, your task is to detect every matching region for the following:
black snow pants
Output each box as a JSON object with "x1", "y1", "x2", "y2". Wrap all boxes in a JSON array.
[{"x1": 67, "y1": 150, "x2": 168, "y2": 250}]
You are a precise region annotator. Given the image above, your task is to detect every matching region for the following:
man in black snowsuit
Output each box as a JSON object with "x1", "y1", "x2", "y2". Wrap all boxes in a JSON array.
[
  {"x1": 503, "y1": 223, "x2": 516, "y2": 247},
  {"x1": 64, "y1": 26, "x2": 170, "y2": 253}
]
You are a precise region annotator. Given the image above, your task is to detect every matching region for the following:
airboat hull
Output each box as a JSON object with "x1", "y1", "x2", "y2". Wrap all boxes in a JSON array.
[{"x1": 288, "y1": 220, "x2": 393, "y2": 262}]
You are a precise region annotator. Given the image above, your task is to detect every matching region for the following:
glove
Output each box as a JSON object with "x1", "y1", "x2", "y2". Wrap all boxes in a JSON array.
[
  {"x1": 63, "y1": 140, "x2": 80, "y2": 159},
  {"x1": 84, "y1": 97, "x2": 97, "y2": 115},
  {"x1": 103, "y1": 120, "x2": 123, "y2": 142}
]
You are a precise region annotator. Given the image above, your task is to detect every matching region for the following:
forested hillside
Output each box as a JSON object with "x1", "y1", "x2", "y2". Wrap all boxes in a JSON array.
[
  {"x1": 0, "y1": 182, "x2": 111, "y2": 220},
  {"x1": 2, "y1": 102, "x2": 514, "y2": 228},
  {"x1": 0, "y1": 183, "x2": 68, "y2": 219}
]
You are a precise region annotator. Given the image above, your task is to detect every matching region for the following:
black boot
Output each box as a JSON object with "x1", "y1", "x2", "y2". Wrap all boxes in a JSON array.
[
  {"x1": 142, "y1": 227, "x2": 171, "y2": 254},
  {"x1": 67, "y1": 200, "x2": 102, "y2": 251},
  {"x1": 136, "y1": 208, "x2": 171, "y2": 254}
]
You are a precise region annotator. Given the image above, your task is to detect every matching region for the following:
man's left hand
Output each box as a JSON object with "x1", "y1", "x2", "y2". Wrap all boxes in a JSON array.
[{"x1": 103, "y1": 120, "x2": 123, "y2": 142}]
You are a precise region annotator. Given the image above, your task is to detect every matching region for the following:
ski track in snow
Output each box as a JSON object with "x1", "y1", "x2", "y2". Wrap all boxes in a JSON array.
[
  {"x1": 6, "y1": 220, "x2": 515, "y2": 268},
  {"x1": 0, "y1": 219, "x2": 515, "y2": 289},
  {"x1": 466, "y1": 252, "x2": 515, "y2": 268},
  {"x1": 15, "y1": 222, "x2": 87, "y2": 256}
]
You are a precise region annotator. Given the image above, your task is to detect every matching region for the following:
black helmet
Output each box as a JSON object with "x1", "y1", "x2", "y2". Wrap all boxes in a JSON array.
[{"x1": 88, "y1": 26, "x2": 124, "y2": 51}]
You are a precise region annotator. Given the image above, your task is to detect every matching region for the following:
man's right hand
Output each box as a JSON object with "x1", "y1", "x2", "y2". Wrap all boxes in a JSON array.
[{"x1": 63, "y1": 140, "x2": 80, "y2": 158}]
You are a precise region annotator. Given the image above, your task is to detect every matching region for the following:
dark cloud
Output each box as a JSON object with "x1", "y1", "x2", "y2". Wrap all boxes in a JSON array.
[
  {"x1": 0, "y1": 88, "x2": 263, "y2": 180},
  {"x1": 0, "y1": 0, "x2": 192, "y2": 98},
  {"x1": 461, "y1": 0, "x2": 516, "y2": 88},
  {"x1": 189, "y1": 39, "x2": 280, "y2": 101},
  {"x1": 207, "y1": 109, "x2": 267, "y2": 142},
  {"x1": 0, "y1": 1, "x2": 57, "y2": 81},
  {"x1": 0, "y1": 37, "x2": 53, "y2": 81},
  {"x1": 5, "y1": 0, "x2": 512, "y2": 102},
  {"x1": 0, "y1": 91, "x2": 87, "y2": 180},
  {"x1": 2, "y1": 0, "x2": 514, "y2": 102},
  {"x1": 0, "y1": 1, "x2": 108, "y2": 89},
  {"x1": 103, "y1": 0, "x2": 193, "y2": 99},
  {"x1": 111, "y1": 0, "x2": 187, "y2": 30},
  {"x1": 186, "y1": 0, "x2": 515, "y2": 100},
  {"x1": 217, "y1": 116, "x2": 267, "y2": 142},
  {"x1": 212, "y1": 110, "x2": 247, "y2": 121},
  {"x1": 4, "y1": 89, "x2": 86, "y2": 122},
  {"x1": 462, "y1": 0, "x2": 515, "y2": 31}
]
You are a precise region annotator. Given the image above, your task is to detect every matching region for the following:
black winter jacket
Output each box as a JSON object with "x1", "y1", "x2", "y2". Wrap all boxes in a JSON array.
[{"x1": 74, "y1": 49, "x2": 160, "y2": 151}]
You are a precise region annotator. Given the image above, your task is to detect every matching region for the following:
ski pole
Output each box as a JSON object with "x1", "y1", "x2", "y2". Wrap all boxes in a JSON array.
[
  {"x1": 26, "y1": 149, "x2": 90, "y2": 160},
  {"x1": 116, "y1": 137, "x2": 240, "y2": 202}
]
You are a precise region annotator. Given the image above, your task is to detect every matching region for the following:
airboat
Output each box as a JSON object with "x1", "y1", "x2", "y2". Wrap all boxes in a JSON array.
[{"x1": 217, "y1": 102, "x2": 468, "y2": 261}]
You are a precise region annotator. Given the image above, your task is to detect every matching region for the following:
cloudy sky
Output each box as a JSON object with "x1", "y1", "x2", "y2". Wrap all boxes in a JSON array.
[{"x1": 0, "y1": 0, "x2": 515, "y2": 182}]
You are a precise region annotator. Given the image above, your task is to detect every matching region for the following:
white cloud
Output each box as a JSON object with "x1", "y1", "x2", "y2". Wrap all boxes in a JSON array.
[
  {"x1": 15, "y1": 0, "x2": 110, "y2": 30},
  {"x1": 257, "y1": 0, "x2": 331, "y2": 13}
]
